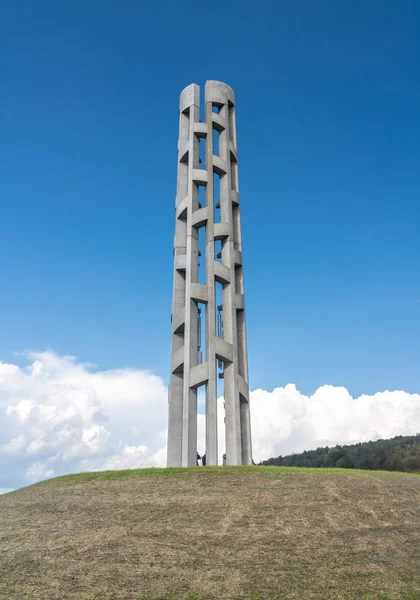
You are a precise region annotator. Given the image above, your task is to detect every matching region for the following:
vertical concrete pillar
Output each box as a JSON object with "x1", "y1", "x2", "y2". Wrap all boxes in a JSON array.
[
  {"x1": 204, "y1": 99, "x2": 218, "y2": 466},
  {"x1": 167, "y1": 81, "x2": 252, "y2": 467}
]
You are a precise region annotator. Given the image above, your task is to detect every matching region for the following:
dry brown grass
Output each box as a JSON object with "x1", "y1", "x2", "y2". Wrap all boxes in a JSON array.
[{"x1": 0, "y1": 467, "x2": 419, "y2": 600}]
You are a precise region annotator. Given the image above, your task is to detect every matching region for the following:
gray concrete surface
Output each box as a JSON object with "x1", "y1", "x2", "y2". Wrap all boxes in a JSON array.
[{"x1": 167, "y1": 81, "x2": 252, "y2": 467}]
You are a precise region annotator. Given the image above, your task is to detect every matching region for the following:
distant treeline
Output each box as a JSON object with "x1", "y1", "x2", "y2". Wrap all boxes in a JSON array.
[{"x1": 262, "y1": 434, "x2": 420, "y2": 472}]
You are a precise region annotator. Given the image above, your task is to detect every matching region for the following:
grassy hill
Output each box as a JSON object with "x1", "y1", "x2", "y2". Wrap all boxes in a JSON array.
[{"x1": 1, "y1": 466, "x2": 419, "y2": 600}]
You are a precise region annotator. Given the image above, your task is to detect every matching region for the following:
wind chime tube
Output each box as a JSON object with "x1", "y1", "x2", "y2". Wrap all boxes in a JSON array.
[{"x1": 198, "y1": 309, "x2": 202, "y2": 363}]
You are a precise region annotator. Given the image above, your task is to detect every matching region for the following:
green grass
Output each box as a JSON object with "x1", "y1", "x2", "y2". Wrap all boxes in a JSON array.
[{"x1": 33, "y1": 464, "x2": 420, "y2": 488}]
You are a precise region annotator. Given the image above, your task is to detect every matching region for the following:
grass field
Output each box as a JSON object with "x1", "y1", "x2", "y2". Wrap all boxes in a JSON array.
[{"x1": 0, "y1": 466, "x2": 419, "y2": 600}]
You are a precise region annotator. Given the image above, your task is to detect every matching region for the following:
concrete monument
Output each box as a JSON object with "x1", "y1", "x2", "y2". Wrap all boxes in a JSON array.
[{"x1": 167, "y1": 81, "x2": 252, "y2": 467}]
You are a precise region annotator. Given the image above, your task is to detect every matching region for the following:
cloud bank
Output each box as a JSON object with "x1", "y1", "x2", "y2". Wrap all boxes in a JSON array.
[{"x1": 0, "y1": 351, "x2": 419, "y2": 490}]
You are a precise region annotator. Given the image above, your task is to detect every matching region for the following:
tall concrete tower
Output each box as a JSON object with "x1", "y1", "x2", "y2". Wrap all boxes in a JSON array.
[{"x1": 167, "y1": 80, "x2": 252, "y2": 467}]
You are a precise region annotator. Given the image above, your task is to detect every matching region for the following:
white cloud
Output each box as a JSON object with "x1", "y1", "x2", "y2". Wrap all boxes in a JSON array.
[
  {"x1": 0, "y1": 351, "x2": 168, "y2": 488},
  {"x1": 250, "y1": 384, "x2": 420, "y2": 462},
  {"x1": 102, "y1": 443, "x2": 164, "y2": 470},
  {"x1": 0, "y1": 351, "x2": 419, "y2": 489},
  {"x1": 25, "y1": 461, "x2": 54, "y2": 482}
]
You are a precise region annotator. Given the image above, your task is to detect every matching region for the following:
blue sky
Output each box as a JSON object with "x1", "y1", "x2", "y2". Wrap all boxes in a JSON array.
[{"x1": 1, "y1": 0, "x2": 419, "y2": 398}]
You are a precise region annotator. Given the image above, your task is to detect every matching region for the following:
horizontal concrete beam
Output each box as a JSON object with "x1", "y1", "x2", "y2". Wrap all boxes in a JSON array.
[
  {"x1": 212, "y1": 112, "x2": 226, "y2": 132},
  {"x1": 175, "y1": 255, "x2": 186, "y2": 271},
  {"x1": 231, "y1": 189, "x2": 239, "y2": 205},
  {"x1": 234, "y1": 249, "x2": 242, "y2": 266},
  {"x1": 172, "y1": 345, "x2": 184, "y2": 374},
  {"x1": 178, "y1": 141, "x2": 189, "y2": 163},
  {"x1": 214, "y1": 222, "x2": 230, "y2": 240},
  {"x1": 215, "y1": 337, "x2": 233, "y2": 364},
  {"x1": 214, "y1": 261, "x2": 230, "y2": 285},
  {"x1": 172, "y1": 310, "x2": 185, "y2": 334},
  {"x1": 213, "y1": 155, "x2": 227, "y2": 176},
  {"x1": 190, "y1": 362, "x2": 209, "y2": 388},
  {"x1": 238, "y1": 374, "x2": 250, "y2": 403},
  {"x1": 193, "y1": 169, "x2": 208, "y2": 186},
  {"x1": 192, "y1": 207, "x2": 208, "y2": 228},
  {"x1": 194, "y1": 123, "x2": 208, "y2": 138},
  {"x1": 235, "y1": 293, "x2": 244, "y2": 310},
  {"x1": 176, "y1": 195, "x2": 188, "y2": 220},
  {"x1": 190, "y1": 283, "x2": 208, "y2": 304},
  {"x1": 229, "y1": 141, "x2": 238, "y2": 162}
]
